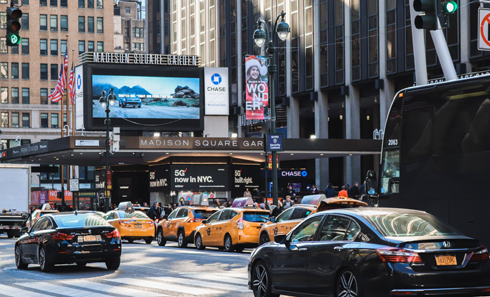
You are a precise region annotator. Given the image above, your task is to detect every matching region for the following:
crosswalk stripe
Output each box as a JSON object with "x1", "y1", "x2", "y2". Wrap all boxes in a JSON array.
[
  {"x1": 59, "y1": 280, "x2": 168, "y2": 297},
  {"x1": 0, "y1": 284, "x2": 52, "y2": 297},
  {"x1": 179, "y1": 273, "x2": 246, "y2": 285},
  {"x1": 16, "y1": 282, "x2": 112, "y2": 297},
  {"x1": 213, "y1": 273, "x2": 248, "y2": 279},
  {"x1": 148, "y1": 276, "x2": 250, "y2": 293},
  {"x1": 107, "y1": 278, "x2": 224, "y2": 295}
]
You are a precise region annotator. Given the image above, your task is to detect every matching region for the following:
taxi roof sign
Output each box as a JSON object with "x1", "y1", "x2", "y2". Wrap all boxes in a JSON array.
[
  {"x1": 117, "y1": 201, "x2": 134, "y2": 211},
  {"x1": 232, "y1": 197, "x2": 254, "y2": 208},
  {"x1": 192, "y1": 194, "x2": 209, "y2": 206},
  {"x1": 300, "y1": 194, "x2": 327, "y2": 206},
  {"x1": 317, "y1": 196, "x2": 368, "y2": 211}
]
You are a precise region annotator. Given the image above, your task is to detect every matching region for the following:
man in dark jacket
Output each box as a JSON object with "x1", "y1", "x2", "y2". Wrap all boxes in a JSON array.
[
  {"x1": 350, "y1": 182, "x2": 360, "y2": 199},
  {"x1": 324, "y1": 183, "x2": 336, "y2": 197},
  {"x1": 147, "y1": 202, "x2": 158, "y2": 220}
]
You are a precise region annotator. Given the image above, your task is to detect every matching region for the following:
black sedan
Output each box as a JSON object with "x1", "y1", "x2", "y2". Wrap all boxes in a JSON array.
[
  {"x1": 248, "y1": 208, "x2": 490, "y2": 297},
  {"x1": 15, "y1": 212, "x2": 122, "y2": 272}
]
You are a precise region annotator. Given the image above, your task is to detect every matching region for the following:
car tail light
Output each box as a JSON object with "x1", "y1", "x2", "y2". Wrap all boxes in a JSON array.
[
  {"x1": 146, "y1": 221, "x2": 154, "y2": 226},
  {"x1": 470, "y1": 246, "x2": 489, "y2": 261},
  {"x1": 52, "y1": 232, "x2": 75, "y2": 241},
  {"x1": 119, "y1": 221, "x2": 130, "y2": 227},
  {"x1": 236, "y1": 218, "x2": 244, "y2": 230},
  {"x1": 376, "y1": 247, "x2": 424, "y2": 264},
  {"x1": 105, "y1": 229, "x2": 121, "y2": 239},
  {"x1": 188, "y1": 218, "x2": 203, "y2": 223}
]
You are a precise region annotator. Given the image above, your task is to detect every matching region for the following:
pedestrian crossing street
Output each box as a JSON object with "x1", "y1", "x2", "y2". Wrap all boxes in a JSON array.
[{"x1": 0, "y1": 272, "x2": 251, "y2": 297}]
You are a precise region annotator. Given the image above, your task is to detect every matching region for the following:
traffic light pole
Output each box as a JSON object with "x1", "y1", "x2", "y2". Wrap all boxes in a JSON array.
[{"x1": 409, "y1": 0, "x2": 428, "y2": 85}]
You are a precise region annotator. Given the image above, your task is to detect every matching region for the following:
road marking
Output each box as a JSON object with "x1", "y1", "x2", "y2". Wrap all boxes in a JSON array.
[
  {"x1": 179, "y1": 273, "x2": 246, "y2": 285},
  {"x1": 149, "y1": 276, "x2": 250, "y2": 293},
  {"x1": 59, "y1": 280, "x2": 167, "y2": 297},
  {"x1": 107, "y1": 278, "x2": 224, "y2": 295},
  {"x1": 0, "y1": 284, "x2": 52, "y2": 297},
  {"x1": 17, "y1": 282, "x2": 112, "y2": 297},
  {"x1": 214, "y1": 272, "x2": 248, "y2": 279}
]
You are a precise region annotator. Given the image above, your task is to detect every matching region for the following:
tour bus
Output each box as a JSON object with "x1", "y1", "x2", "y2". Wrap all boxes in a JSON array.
[{"x1": 369, "y1": 73, "x2": 490, "y2": 247}]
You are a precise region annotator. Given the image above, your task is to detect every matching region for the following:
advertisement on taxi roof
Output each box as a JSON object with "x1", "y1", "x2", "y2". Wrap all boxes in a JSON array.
[{"x1": 245, "y1": 55, "x2": 269, "y2": 120}]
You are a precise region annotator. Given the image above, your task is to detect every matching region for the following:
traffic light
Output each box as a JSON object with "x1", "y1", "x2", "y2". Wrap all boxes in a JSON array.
[
  {"x1": 442, "y1": 1, "x2": 458, "y2": 15},
  {"x1": 6, "y1": 6, "x2": 22, "y2": 46},
  {"x1": 413, "y1": 0, "x2": 438, "y2": 30}
]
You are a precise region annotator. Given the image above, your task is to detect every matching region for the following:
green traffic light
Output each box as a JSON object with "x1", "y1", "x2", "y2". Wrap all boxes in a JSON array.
[
  {"x1": 7, "y1": 33, "x2": 21, "y2": 46},
  {"x1": 443, "y1": 1, "x2": 458, "y2": 14}
]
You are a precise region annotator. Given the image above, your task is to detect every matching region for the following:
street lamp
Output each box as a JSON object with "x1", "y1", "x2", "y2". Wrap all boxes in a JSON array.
[
  {"x1": 99, "y1": 87, "x2": 116, "y2": 212},
  {"x1": 254, "y1": 11, "x2": 290, "y2": 207}
]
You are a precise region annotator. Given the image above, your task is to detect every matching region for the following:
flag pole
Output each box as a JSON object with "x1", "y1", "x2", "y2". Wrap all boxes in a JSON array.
[
  {"x1": 60, "y1": 48, "x2": 65, "y2": 205},
  {"x1": 72, "y1": 49, "x2": 75, "y2": 137},
  {"x1": 64, "y1": 37, "x2": 70, "y2": 205}
]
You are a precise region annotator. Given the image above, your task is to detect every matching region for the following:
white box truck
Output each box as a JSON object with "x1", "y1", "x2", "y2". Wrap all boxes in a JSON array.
[{"x1": 0, "y1": 164, "x2": 30, "y2": 238}]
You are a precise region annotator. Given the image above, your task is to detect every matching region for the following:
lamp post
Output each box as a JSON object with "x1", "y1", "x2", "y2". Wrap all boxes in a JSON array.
[
  {"x1": 254, "y1": 11, "x2": 290, "y2": 207},
  {"x1": 99, "y1": 87, "x2": 116, "y2": 212}
]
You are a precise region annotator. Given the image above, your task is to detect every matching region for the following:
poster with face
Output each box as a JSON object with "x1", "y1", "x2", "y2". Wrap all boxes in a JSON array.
[{"x1": 245, "y1": 55, "x2": 269, "y2": 120}]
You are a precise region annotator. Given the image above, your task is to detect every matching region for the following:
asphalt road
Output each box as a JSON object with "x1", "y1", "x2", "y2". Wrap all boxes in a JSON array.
[
  {"x1": 0, "y1": 236, "x2": 255, "y2": 297},
  {"x1": 92, "y1": 100, "x2": 200, "y2": 119}
]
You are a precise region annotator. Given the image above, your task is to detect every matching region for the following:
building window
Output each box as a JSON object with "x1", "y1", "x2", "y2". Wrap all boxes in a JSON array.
[
  {"x1": 78, "y1": 0, "x2": 84, "y2": 8},
  {"x1": 40, "y1": 39, "x2": 47, "y2": 55},
  {"x1": 79, "y1": 41, "x2": 85, "y2": 54},
  {"x1": 87, "y1": 41, "x2": 94, "y2": 52},
  {"x1": 60, "y1": 15, "x2": 68, "y2": 31},
  {"x1": 11, "y1": 63, "x2": 18, "y2": 79},
  {"x1": 22, "y1": 113, "x2": 30, "y2": 127},
  {"x1": 61, "y1": 40, "x2": 67, "y2": 54},
  {"x1": 50, "y1": 64, "x2": 58, "y2": 80},
  {"x1": 78, "y1": 16, "x2": 85, "y2": 32},
  {"x1": 40, "y1": 0, "x2": 47, "y2": 6},
  {"x1": 50, "y1": 0, "x2": 56, "y2": 6},
  {"x1": 87, "y1": 0, "x2": 93, "y2": 8},
  {"x1": 87, "y1": 16, "x2": 94, "y2": 33},
  {"x1": 51, "y1": 113, "x2": 58, "y2": 128},
  {"x1": 0, "y1": 62, "x2": 7, "y2": 79},
  {"x1": 60, "y1": 0, "x2": 67, "y2": 7},
  {"x1": 133, "y1": 28, "x2": 144, "y2": 38},
  {"x1": 0, "y1": 38, "x2": 7, "y2": 54},
  {"x1": 40, "y1": 14, "x2": 47, "y2": 30},
  {"x1": 63, "y1": 113, "x2": 67, "y2": 126},
  {"x1": 22, "y1": 88, "x2": 29, "y2": 104},
  {"x1": 132, "y1": 43, "x2": 144, "y2": 51},
  {"x1": 40, "y1": 88, "x2": 48, "y2": 104},
  {"x1": 40, "y1": 64, "x2": 48, "y2": 80},
  {"x1": 0, "y1": 87, "x2": 7, "y2": 104},
  {"x1": 50, "y1": 39, "x2": 58, "y2": 55},
  {"x1": 12, "y1": 113, "x2": 19, "y2": 128},
  {"x1": 126, "y1": 7, "x2": 130, "y2": 14},
  {"x1": 11, "y1": 88, "x2": 18, "y2": 104},
  {"x1": 50, "y1": 88, "x2": 57, "y2": 105},
  {"x1": 96, "y1": 0, "x2": 102, "y2": 9},
  {"x1": 41, "y1": 113, "x2": 48, "y2": 128},
  {"x1": 0, "y1": 12, "x2": 5, "y2": 29},
  {"x1": 21, "y1": 13, "x2": 29, "y2": 30},
  {"x1": 10, "y1": 44, "x2": 18, "y2": 54},
  {"x1": 50, "y1": 15, "x2": 58, "y2": 31},
  {"x1": 21, "y1": 63, "x2": 29, "y2": 80},
  {"x1": 1, "y1": 112, "x2": 8, "y2": 128},
  {"x1": 22, "y1": 0, "x2": 29, "y2": 4},
  {"x1": 97, "y1": 41, "x2": 103, "y2": 52},
  {"x1": 21, "y1": 38, "x2": 29, "y2": 55},
  {"x1": 97, "y1": 17, "x2": 103, "y2": 33}
]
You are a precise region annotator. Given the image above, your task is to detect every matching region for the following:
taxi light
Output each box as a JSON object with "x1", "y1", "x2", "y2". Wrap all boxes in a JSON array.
[
  {"x1": 237, "y1": 218, "x2": 244, "y2": 230},
  {"x1": 470, "y1": 247, "x2": 489, "y2": 261},
  {"x1": 392, "y1": 292, "x2": 416, "y2": 296},
  {"x1": 482, "y1": 288, "x2": 490, "y2": 292},
  {"x1": 119, "y1": 221, "x2": 130, "y2": 227},
  {"x1": 105, "y1": 229, "x2": 121, "y2": 239},
  {"x1": 188, "y1": 218, "x2": 203, "y2": 223},
  {"x1": 52, "y1": 232, "x2": 75, "y2": 241},
  {"x1": 376, "y1": 247, "x2": 424, "y2": 264},
  {"x1": 147, "y1": 221, "x2": 155, "y2": 226}
]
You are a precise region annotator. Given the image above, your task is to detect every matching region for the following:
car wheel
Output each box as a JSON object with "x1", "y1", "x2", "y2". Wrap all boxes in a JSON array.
[
  {"x1": 224, "y1": 235, "x2": 234, "y2": 252},
  {"x1": 138, "y1": 105, "x2": 141, "y2": 108},
  {"x1": 195, "y1": 233, "x2": 205, "y2": 250},
  {"x1": 259, "y1": 233, "x2": 270, "y2": 246},
  {"x1": 335, "y1": 268, "x2": 363, "y2": 297},
  {"x1": 145, "y1": 238, "x2": 153, "y2": 244},
  {"x1": 127, "y1": 239, "x2": 134, "y2": 243},
  {"x1": 39, "y1": 246, "x2": 54, "y2": 272},
  {"x1": 252, "y1": 261, "x2": 278, "y2": 297},
  {"x1": 76, "y1": 262, "x2": 87, "y2": 267},
  {"x1": 15, "y1": 245, "x2": 28, "y2": 270},
  {"x1": 106, "y1": 257, "x2": 121, "y2": 270},
  {"x1": 157, "y1": 229, "x2": 167, "y2": 246},
  {"x1": 177, "y1": 230, "x2": 188, "y2": 248}
]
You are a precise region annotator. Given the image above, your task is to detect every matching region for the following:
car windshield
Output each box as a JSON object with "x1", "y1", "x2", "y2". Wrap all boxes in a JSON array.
[
  {"x1": 55, "y1": 214, "x2": 111, "y2": 228},
  {"x1": 119, "y1": 211, "x2": 149, "y2": 219},
  {"x1": 243, "y1": 212, "x2": 269, "y2": 223},
  {"x1": 192, "y1": 210, "x2": 216, "y2": 219},
  {"x1": 364, "y1": 212, "x2": 463, "y2": 237}
]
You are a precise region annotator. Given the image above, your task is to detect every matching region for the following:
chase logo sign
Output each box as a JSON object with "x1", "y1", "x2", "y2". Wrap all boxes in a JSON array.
[
  {"x1": 77, "y1": 74, "x2": 82, "y2": 89},
  {"x1": 211, "y1": 73, "x2": 222, "y2": 85}
]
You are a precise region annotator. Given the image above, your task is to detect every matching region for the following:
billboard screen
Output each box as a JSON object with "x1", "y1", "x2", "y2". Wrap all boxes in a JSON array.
[{"x1": 81, "y1": 63, "x2": 204, "y2": 131}]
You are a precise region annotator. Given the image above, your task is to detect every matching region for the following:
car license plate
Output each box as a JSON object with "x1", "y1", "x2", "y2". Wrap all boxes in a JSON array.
[
  {"x1": 134, "y1": 224, "x2": 142, "y2": 228},
  {"x1": 435, "y1": 255, "x2": 457, "y2": 266},
  {"x1": 79, "y1": 235, "x2": 101, "y2": 242}
]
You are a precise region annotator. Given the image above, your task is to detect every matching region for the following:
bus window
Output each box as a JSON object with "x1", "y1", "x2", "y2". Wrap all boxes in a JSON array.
[{"x1": 381, "y1": 150, "x2": 400, "y2": 194}]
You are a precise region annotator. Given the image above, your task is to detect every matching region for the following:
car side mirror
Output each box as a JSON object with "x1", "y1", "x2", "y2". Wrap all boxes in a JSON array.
[
  {"x1": 20, "y1": 227, "x2": 29, "y2": 234},
  {"x1": 274, "y1": 234, "x2": 287, "y2": 244},
  {"x1": 270, "y1": 217, "x2": 276, "y2": 223},
  {"x1": 201, "y1": 219, "x2": 207, "y2": 224}
]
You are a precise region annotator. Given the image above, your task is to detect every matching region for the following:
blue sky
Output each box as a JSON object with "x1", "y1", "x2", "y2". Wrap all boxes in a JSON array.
[{"x1": 93, "y1": 75, "x2": 200, "y2": 96}]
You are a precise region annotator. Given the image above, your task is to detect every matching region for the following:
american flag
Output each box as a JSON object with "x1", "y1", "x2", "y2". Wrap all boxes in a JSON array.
[
  {"x1": 55, "y1": 49, "x2": 69, "y2": 95},
  {"x1": 48, "y1": 68, "x2": 63, "y2": 103},
  {"x1": 68, "y1": 64, "x2": 75, "y2": 105}
]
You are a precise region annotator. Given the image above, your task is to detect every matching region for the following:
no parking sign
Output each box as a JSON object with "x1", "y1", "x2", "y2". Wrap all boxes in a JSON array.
[{"x1": 479, "y1": 8, "x2": 490, "y2": 51}]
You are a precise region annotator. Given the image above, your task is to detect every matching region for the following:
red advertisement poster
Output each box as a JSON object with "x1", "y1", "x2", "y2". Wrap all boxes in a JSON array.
[{"x1": 245, "y1": 55, "x2": 269, "y2": 120}]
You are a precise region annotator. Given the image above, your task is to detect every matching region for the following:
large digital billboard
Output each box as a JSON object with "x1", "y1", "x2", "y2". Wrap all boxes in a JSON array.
[{"x1": 79, "y1": 63, "x2": 204, "y2": 131}]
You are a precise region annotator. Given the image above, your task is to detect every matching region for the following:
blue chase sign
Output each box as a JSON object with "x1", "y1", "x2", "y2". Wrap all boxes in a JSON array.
[{"x1": 265, "y1": 133, "x2": 284, "y2": 152}]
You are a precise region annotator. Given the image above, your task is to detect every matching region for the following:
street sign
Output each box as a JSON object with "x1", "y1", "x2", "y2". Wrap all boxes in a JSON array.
[
  {"x1": 70, "y1": 178, "x2": 79, "y2": 192},
  {"x1": 265, "y1": 133, "x2": 284, "y2": 152},
  {"x1": 479, "y1": 8, "x2": 490, "y2": 51}
]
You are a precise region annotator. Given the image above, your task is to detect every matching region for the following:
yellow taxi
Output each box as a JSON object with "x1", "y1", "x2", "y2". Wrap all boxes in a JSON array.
[
  {"x1": 258, "y1": 194, "x2": 367, "y2": 245},
  {"x1": 156, "y1": 194, "x2": 218, "y2": 248},
  {"x1": 103, "y1": 210, "x2": 155, "y2": 244},
  {"x1": 194, "y1": 197, "x2": 270, "y2": 252}
]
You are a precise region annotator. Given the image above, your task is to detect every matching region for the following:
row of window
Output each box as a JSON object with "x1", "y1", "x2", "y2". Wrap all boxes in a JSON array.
[
  {"x1": 0, "y1": 14, "x2": 104, "y2": 33},
  {"x1": 79, "y1": 16, "x2": 103, "y2": 33},
  {"x1": 0, "y1": 63, "x2": 29, "y2": 80},
  {"x1": 0, "y1": 13, "x2": 28, "y2": 30},
  {"x1": 3, "y1": 0, "x2": 104, "y2": 9},
  {"x1": 0, "y1": 112, "x2": 32, "y2": 128},
  {"x1": 0, "y1": 39, "x2": 103, "y2": 55},
  {"x1": 0, "y1": 87, "x2": 71, "y2": 105}
]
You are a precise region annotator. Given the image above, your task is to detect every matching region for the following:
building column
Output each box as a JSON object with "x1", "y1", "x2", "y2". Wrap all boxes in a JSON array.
[
  {"x1": 344, "y1": 0, "x2": 361, "y2": 186},
  {"x1": 315, "y1": 92, "x2": 329, "y2": 191},
  {"x1": 287, "y1": 96, "x2": 300, "y2": 138},
  {"x1": 236, "y1": 0, "x2": 243, "y2": 137}
]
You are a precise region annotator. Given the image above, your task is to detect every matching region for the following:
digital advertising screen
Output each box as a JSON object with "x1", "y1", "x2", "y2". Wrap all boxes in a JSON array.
[{"x1": 81, "y1": 63, "x2": 204, "y2": 131}]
